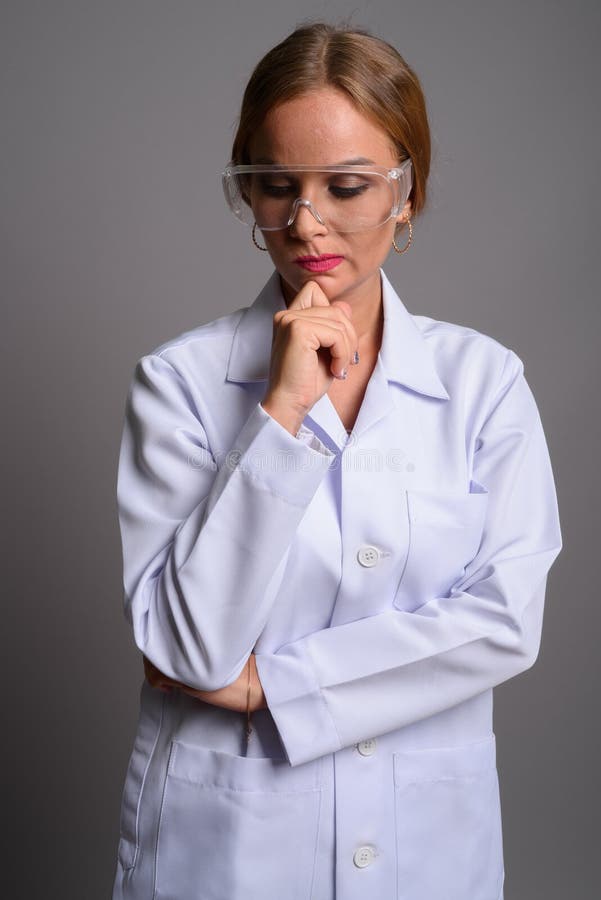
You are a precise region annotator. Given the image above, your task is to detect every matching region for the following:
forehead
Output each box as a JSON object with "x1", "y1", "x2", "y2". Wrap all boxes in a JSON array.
[{"x1": 248, "y1": 87, "x2": 397, "y2": 166}]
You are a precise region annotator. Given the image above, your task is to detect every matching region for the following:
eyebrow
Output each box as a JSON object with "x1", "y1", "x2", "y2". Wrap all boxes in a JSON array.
[{"x1": 252, "y1": 156, "x2": 376, "y2": 165}]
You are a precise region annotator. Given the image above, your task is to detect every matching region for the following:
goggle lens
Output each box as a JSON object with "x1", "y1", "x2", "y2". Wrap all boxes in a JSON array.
[{"x1": 222, "y1": 162, "x2": 412, "y2": 233}]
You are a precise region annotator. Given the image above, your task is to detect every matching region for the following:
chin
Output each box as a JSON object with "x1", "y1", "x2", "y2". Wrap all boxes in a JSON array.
[{"x1": 278, "y1": 265, "x2": 348, "y2": 305}]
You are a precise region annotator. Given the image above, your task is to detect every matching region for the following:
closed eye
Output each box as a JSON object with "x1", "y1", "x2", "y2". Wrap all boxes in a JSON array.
[
  {"x1": 329, "y1": 184, "x2": 370, "y2": 199},
  {"x1": 257, "y1": 181, "x2": 371, "y2": 199},
  {"x1": 260, "y1": 184, "x2": 295, "y2": 197}
]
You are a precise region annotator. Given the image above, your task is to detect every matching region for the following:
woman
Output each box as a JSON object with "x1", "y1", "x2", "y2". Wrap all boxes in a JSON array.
[{"x1": 111, "y1": 21, "x2": 562, "y2": 900}]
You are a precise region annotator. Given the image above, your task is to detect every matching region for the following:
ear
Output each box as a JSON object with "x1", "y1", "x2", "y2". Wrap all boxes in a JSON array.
[{"x1": 395, "y1": 198, "x2": 412, "y2": 226}]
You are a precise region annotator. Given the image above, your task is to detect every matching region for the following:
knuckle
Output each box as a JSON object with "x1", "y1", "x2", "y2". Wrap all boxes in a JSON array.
[{"x1": 287, "y1": 316, "x2": 304, "y2": 335}]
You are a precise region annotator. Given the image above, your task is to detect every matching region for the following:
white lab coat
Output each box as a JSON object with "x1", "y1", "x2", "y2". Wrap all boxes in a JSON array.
[{"x1": 111, "y1": 267, "x2": 562, "y2": 900}]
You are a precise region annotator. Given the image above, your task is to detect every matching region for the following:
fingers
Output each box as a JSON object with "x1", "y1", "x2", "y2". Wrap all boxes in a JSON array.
[
  {"x1": 286, "y1": 279, "x2": 332, "y2": 310},
  {"x1": 266, "y1": 281, "x2": 361, "y2": 413},
  {"x1": 285, "y1": 283, "x2": 353, "y2": 324},
  {"x1": 143, "y1": 655, "x2": 181, "y2": 694},
  {"x1": 274, "y1": 301, "x2": 358, "y2": 377},
  {"x1": 330, "y1": 299, "x2": 353, "y2": 320},
  {"x1": 297, "y1": 317, "x2": 354, "y2": 379},
  {"x1": 275, "y1": 281, "x2": 358, "y2": 365},
  {"x1": 274, "y1": 309, "x2": 357, "y2": 379},
  {"x1": 142, "y1": 655, "x2": 158, "y2": 682}
]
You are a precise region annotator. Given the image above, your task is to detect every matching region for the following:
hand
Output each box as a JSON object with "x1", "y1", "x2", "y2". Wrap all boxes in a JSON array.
[
  {"x1": 142, "y1": 653, "x2": 267, "y2": 713},
  {"x1": 261, "y1": 280, "x2": 359, "y2": 434}
]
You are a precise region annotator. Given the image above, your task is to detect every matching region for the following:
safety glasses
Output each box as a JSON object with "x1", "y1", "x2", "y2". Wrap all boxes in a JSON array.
[{"x1": 221, "y1": 159, "x2": 412, "y2": 233}]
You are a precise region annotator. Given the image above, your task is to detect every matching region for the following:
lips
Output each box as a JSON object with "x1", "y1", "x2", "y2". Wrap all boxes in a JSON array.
[
  {"x1": 294, "y1": 255, "x2": 344, "y2": 273},
  {"x1": 294, "y1": 254, "x2": 342, "y2": 262}
]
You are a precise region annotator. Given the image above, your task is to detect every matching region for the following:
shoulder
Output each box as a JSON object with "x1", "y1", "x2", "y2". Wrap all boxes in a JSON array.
[
  {"x1": 121, "y1": 304, "x2": 252, "y2": 418},
  {"x1": 128, "y1": 304, "x2": 249, "y2": 386},
  {"x1": 412, "y1": 311, "x2": 524, "y2": 396},
  {"x1": 150, "y1": 305, "x2": 247, "y2": 363},
  {"x1": 413, "y1": 311, "x2": 520, "y2": 366}
]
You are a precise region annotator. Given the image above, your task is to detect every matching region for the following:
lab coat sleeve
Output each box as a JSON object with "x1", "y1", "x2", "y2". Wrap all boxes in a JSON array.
[
  {"x1": 254, "y1": 349, "x2": 563, "y2": 766},
  {"x1": 116, "y1": 352, "x2": 335, "y2": 691}
]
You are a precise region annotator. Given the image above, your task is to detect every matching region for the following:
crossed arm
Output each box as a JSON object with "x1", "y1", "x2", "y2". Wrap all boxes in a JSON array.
[
  {"x1": 143, "y1": 652, "x2": 268, "y2": 713},
  {"x1": 119, "y1": 350, "x2": 562, "y2": 766}
]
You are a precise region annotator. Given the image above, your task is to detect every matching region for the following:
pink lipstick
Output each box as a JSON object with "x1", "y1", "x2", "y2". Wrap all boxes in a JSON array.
[{"x1": 294, "y1": 255, "x2": 344, "y2": 273}]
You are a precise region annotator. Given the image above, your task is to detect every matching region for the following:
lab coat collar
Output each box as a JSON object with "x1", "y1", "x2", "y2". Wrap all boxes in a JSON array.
[
  {"x1": 227, "y1": 268, "x2": 448, "y2": 396},
  {"x1": 226, "y1": 267, "x2": 449, "y2": 446}
]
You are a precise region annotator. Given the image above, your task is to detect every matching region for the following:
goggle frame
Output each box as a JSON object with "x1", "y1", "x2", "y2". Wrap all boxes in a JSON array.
[{"x1": 221, "y1": 158, "x2": 413, "y2": 233}]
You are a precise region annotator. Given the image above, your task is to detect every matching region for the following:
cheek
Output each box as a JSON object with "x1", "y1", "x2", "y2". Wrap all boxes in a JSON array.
[
  {"x1": 352, "y1": 226, "x2": 395, "y2": 261},
  {"x1": 264, "y1": 234, "x2": 288, "y2": 257}
]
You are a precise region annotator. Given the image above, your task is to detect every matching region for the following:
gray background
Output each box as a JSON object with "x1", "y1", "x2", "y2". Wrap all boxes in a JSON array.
[{"x1": 2, "y1": 1, "x2": 598, "y2": 897}]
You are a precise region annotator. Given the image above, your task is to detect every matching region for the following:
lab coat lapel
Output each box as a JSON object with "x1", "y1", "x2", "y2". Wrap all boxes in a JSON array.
[
  {"x1": 307, "y1": 270, "x2": 450, "y2": 448},
  {"x1": 226, "y1": 268, "x2": 285, "y2": 384},
  {"x1": 377, "y1": 268, "x2": 450, "y2": 404}
]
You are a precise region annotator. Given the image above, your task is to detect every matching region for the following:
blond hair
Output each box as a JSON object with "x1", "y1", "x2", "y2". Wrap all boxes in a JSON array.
[{"x1": 230, "y1": 21, "x2": 431, "y2": 216}]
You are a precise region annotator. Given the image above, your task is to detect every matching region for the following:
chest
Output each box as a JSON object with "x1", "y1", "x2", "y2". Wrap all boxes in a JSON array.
[{"x1": 327, "y1": 354, "x2": 379, "y2": 433}]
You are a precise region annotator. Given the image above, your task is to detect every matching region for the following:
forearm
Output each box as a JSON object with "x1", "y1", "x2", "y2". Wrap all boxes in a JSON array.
[
  {"x1": 143, "y1": 652, "x2": 268, "y2": 713},
  {"x1": 119, "y1": 353, "x2": 336, "y2": 691}
]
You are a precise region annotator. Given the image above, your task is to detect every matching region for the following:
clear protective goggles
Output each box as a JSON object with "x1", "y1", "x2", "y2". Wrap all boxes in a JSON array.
[{"x1": 221, "y1": 158, "x2": 412, "y2": 233}]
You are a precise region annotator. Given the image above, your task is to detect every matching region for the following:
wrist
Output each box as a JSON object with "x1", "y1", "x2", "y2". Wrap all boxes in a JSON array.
[{"x1": 261, "y1": 395, "x2": 306, "y2": 436}]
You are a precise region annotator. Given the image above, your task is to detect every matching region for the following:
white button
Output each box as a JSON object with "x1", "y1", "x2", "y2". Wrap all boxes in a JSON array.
[
  {"x1": 357, "y1": 545, "x2": 380, "y2": 567},
  {"x1": 357, "y1": 738, "x2": 377, "y2": 756},
  {"x1": 353, "y1": 845, "x2": 376, "y2": 868}
]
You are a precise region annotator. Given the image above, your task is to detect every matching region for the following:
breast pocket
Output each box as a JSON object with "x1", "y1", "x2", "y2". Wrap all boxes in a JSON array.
[
  {"x1": 393, "y1": 735, "x2": 504, "y2": 900},
  {"x1": 393, "y1": 478, "x2": 489, "y2": 612},
  {"x1": 154, "y1": 740, "x2": 323, "y2": 900}
]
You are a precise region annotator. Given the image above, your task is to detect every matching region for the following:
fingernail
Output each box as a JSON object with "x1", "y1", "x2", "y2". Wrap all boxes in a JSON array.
[
  {"x1": 337, "y1": 368, "x2": 348, "y2": 380},
  {"x1": 352, "y1": 350, "x2": 360, "y2": 365}
]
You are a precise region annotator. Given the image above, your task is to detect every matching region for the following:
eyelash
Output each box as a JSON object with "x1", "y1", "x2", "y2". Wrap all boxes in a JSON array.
[{"x1": 259, "y1": 184, "x2": 369, "y2": 199}]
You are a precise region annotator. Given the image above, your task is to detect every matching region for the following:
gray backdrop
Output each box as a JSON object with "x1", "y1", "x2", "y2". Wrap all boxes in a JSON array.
[{"x1": 2, "y1": 1, "x2": 598, "y2": 897}]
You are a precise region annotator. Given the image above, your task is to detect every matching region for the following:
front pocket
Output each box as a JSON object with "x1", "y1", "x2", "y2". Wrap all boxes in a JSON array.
[
  {"x1": 393, "y1": 735, "x2": 504, "y2": 900},
  {"x1": 393, "y1": 479, "x2": 489, "y2": 611},
  {"x1": 154, "y1": 740, "x2": 323, "y2": 900}
]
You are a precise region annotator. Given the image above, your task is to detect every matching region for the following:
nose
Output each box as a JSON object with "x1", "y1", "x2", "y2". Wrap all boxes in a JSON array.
[{"x1": 287, "y1": 198, "x2": 328, "y2": 239}]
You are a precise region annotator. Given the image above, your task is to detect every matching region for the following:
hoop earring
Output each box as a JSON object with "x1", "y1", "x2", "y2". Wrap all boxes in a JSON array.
[
  {"x1": 252, "y1": 222, "x2": 268, "y2": 252},
  {"x1": 392, "y1": 216, "x2": 413, "y2": 255}
]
